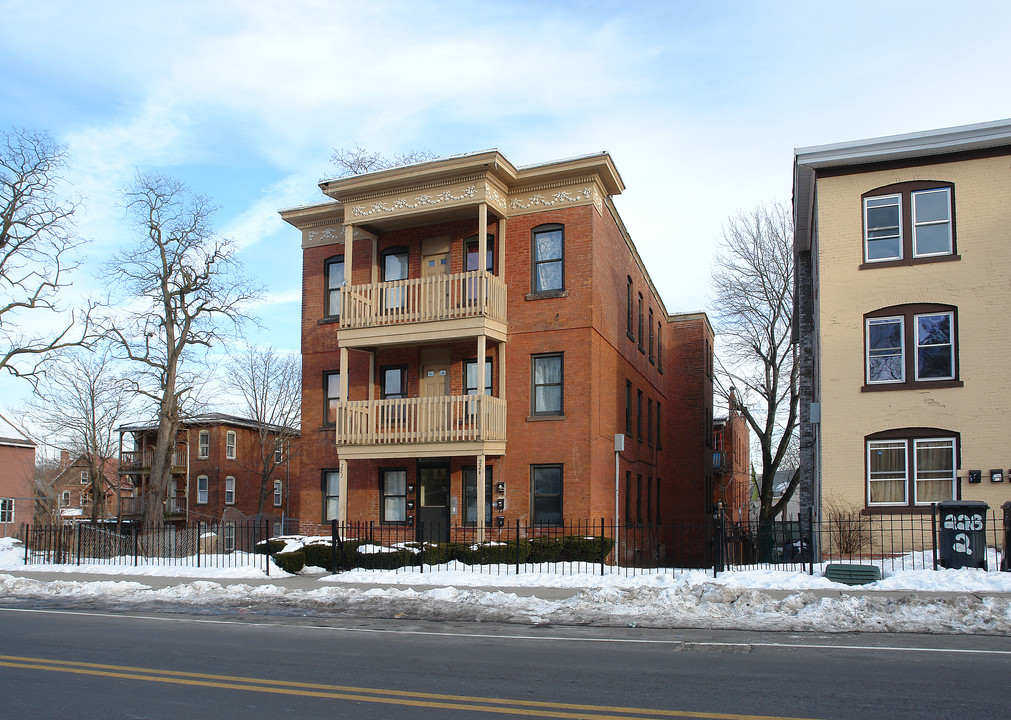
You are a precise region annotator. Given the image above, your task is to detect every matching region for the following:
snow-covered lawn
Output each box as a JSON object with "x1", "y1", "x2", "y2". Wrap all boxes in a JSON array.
[{"x1": 3, "y1": 537, "x2": 1010, "y2": 634}]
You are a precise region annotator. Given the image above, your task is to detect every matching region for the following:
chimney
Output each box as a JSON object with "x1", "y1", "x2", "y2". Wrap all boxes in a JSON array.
[
  {"x1": 728, "y1": 386, "x2": 737, "y2": 414},
  {"x1": 60, "y1": 449, "x2": 70, "y2": 467}
]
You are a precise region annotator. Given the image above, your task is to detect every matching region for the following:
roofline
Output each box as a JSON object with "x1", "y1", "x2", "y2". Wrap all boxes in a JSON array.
[
  {"x1": 117, "y1": 413, "x2": 299, "y2": 436},
  {"x1": 793, "y1": 118, "x2": 1011, "y2": 254}
]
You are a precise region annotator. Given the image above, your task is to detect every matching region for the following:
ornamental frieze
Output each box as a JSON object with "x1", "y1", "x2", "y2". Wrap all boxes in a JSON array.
[
  {"x1": 508, "y1": 186, "x2": 600, "y2": 214},
  {"x1": 350, "y1": 185, "x2": 477, "y2": 218}
]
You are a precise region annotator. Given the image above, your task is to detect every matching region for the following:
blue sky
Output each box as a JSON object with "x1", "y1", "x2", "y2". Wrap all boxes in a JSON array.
[{"x1": 3, "y1": 0, "x2": 1010, "y2": 411}]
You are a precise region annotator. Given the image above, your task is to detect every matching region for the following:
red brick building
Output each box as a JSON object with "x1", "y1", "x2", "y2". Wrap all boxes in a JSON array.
[
  {"x1": 0, "y1": 413, "x2": 35, "y2": 537},
  {"x1": 712, "y1": 389, "x2": 751, "y2": 523},
  {"x1": 49, "y1": 451, "x2": 125, "y2": 522},
  {"x1": 281, "y1": 151, "x2": 712, "y2": 546},
  {"x1": 117, "y1": 414, "x2": 299, "y2": 526}
]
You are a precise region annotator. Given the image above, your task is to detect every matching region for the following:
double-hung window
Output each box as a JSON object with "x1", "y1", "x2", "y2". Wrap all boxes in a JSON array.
[
  {"x1": 381, "y1": 247, "x2": 409, "y2": 310},
  {"x1": 224, "y1": 476, "x2": 236, "y2": 505},
  {"x1": 323, "y1": 470, "x2": 340, "y2": 522},
  {"x1": 863, "y1": 183, "x2": 955, "y2": 265},
  {"x1": 464, "y1": 358, "x2": 493, "y2": 415},
  {"x1": 197, "y1": 476, "x2": 208, "y2": 504},
  {"x1": 197, "y1": 430, "x2": 209, "y2": 459},
  {"x1": 273, "y1": 480, "x2": 283, "y2": 507},
  {"x1": 381, "y1": 469, "x2": 407, "y2": 523},
  {"x1": 324, "y1": 371, "x2": 340, "y2": 426},
  {"x1": 867, "y1": 430, "x2": 957, "y2": 507},
  {"x1": 532, "y1": 224, "x2": 564, "y2": 292},
  {"x1": 531, "y1": 353, "x2": 563, "y2": 416},
  {"x1": 531, "y1": 464, "x2": 562, "y2": 526},
  {"x1": 225, "y1": 431, "x2": 236, "y2": 459},
  {"x1": 0, "y1": 498, "x2": 14, "y2": 523},
  {"x1": 464, "y1": 466, "x2": 493, "y2": 525},
  {"x1": 325, "y1": 255, "x2": 344, "y2": 317},
  {"x1": 864, "y1": 306, "x2": 958, "y2": 389},
  {"x1": 626, "y1": 277, "x2": 634, "y2": 340}
]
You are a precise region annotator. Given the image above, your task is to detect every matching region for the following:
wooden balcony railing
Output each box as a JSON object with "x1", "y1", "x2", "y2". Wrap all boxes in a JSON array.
[
  {"x1": 119, "y1": 451, "x2": 187, "y2": 472},
  {"x1": 335, "y1": 395, "x2": 507, "y2": 446},
  {"x1": 118, "y1": 495, "x2": 187, "y2": 517},
  {"x1": 339, "y1": 271, "x2": 506, "y2": 329}
]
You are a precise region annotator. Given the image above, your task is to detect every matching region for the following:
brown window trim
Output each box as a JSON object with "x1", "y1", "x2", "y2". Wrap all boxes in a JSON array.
[
  {"x1": 530, "y1": 352, "x2": 564, "y2": 417},
  {"x1": 862, "y1": 303, "x2": 961, "y2": 391},
  {"x1": 531, "y1": 223, "x2": 565, "y2": 294},
  {"x1": 323, "y1": 370, "x2": 340, "y2": 427},
  {"x1": 864, "y1": 427, "x2": 961, "y2": 510},
  {"x1": 379, "y1": 467, "x2": 411, "y2": 526},
  {"x1": 637, "y1": 293, "x2": 644, "y2": 353},
  {"x1": 626, "y1": 277, "x2": 635, "y2": 341},
  {"x1": 464, "y1": 234, "x2": 496, "y2": 274},
  {"x1": 861, "y1": 181, "x2": 957, "y2": 267},
  {"x1": 324, "y1": 254, "x2": 344, "y2": 318}
]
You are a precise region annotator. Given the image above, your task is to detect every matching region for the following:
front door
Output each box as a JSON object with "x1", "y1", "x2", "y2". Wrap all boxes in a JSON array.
[
  {"x1": 420, "y1": 360, "x2": 450, "y2": 438},
  {"x1": 418, "y1": 465, "x2": 450, "y2": 543}
]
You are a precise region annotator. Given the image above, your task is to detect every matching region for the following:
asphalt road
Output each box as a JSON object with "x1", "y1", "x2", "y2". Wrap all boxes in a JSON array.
[{"x1": 1, "y1": 604, "x2": 1009, "y2": 720}]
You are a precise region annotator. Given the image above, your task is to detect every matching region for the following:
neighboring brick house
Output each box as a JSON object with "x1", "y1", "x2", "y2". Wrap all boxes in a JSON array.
[
  {"x1": 49, "y1": 451, "x2": 125, "y2": 522},
  {"x1": 712, "y1": 389, "x2": 750, "y2": 523},
  {"x1": 0, "y1": 413, "x2": 35, "y2": 537},
  {"x1": 117, "y1": 414, "x2": 299, "y2": 525},
  {"x1": 281, "y1": 150, "x2": 713, "y2": 554},
  {"x1": 793, "y1": 119, "x2": 1011, "y2": 521}
]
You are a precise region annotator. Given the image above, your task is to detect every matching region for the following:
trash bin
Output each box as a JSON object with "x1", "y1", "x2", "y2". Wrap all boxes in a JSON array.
[
  {"x1": 936, "y1": 500, "x2": 989, "y2": 570},
  {"x1": 1001, "y1": 502, "x2": 1011, "y2": 572}
]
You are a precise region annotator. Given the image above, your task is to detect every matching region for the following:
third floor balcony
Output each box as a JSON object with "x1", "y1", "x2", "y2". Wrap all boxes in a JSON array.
[{"x1": 337, "y1": 270, "x2": 507, "y2": 348}]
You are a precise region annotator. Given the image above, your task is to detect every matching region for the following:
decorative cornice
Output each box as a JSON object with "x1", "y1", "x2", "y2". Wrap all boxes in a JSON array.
[
  {"x1": 342, "y1": 174, "x2": 485, "y2": 205},
  {"x1": 509, "y1": 186, "x2": 598, "y2": 213},
  {"x1": 350, "y1": 185, "x2": 477, "y2": 219},
  {"x1": 306, "y1": 225, "x2": 345, "y2": 245}
]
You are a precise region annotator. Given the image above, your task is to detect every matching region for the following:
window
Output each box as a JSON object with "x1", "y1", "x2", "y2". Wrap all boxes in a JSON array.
[
  {"x1": 658, "y1": 324, "x2": 663, "y2": 374},
  {"x1": 381, "y1": 469, "x2": 407, "y2": 523},
  {"x1": 273, "y1": 480, "x2": 283, "y2": 507},
  {"x1": 381, "y1": 247, "x2": 409, "y2": 309},
  {"x1": 624, "y1": 472, "x2": 631, "y2": 526},
  {"x1": 381, "y1": 366, "x2": 407, "y2": 400},
  {"x1": 625, "y1": 380, "x2": 633, "y2": 436},
  {"x1": 648, "y1": 308, "x2": 655, "y2": 363},
  {"x1": 636, "y1": 474, "x2": 643, "y2": 524},
  {"x1": 656, "y1": 482, "x2": 662, "y2": 523},
  {"x1": 636, "y1": 390, "x2": 643, "y2": 441},
  {"x1": 647, "y1": 477, "x2": 653, "y2": 526},
  {"x1": 223, "y1": 523, "x2": 236, "y2": 553},
  {"x1": 198, "y1": 430, "x2": 209, "y2": 458},
  {"x1": 325, "y1": 255, "x2": 344, "y2": 317},
  {"x1": 465, "y1": 236, "x2": 494, "y2": 273},
  {"x1": 224, "y1": 476, "x2": 235, "y2": 505},
  {"x1": 197, "y1": 476, "x2": 208, "y2": 504},
  {"x1": 274, "y1": 444, "x2": 283, "y2": 465},
  {"x1": 324, "y1": 371, "x2": 340, "y2": 426},
  {"x1": 647, "y1": 399, "x2": 653, "y2": 447},
  {"x1": 0, "y1": 498, "x2": 13, "y2": 524},
  {"x1": 532, "y1": 224, "x2": 564, "y2": 292},
  {"x1": 656, "y1": 402, "x2": 662, "y2": 450},
  {"x1": 531, "y1": 465, "x2": 562, "y2": 526},
  {"x1": 61, "y1": 491, "x2": 70, "y2": 506},
  {"x1": 465, "y1": 358, "x2": 493, "y2": 415},
  {"x1": 80, "y1": 470, "x2": 89, "y2": 484},
  {"x1": 637, "y1": 293, "x2": 644, "y2": 352},
  {"x1": 626, "y1": 277, "x2": 634, "y2": 340},
  {"x1": 866, "y1": 429, "x2": 957, "y2": 507},
  {"x1": 323, "y1": 470, "x2": 340, "y2": 522},
  {"x1": 864, "y1": 305, "x2": 959, "y2": 389},
  {"x1": 225, "y1": 431, "x2": 236, "y2": 459},
  {"x1": 862, "y1": 183, "x2": 955, "y2": 265},
  {"x1": 464, "y1": 466, "x2": 493, "y2": 525},
  {"x1": 531, "y1": 353, "x2": 563, "y2": 416}
]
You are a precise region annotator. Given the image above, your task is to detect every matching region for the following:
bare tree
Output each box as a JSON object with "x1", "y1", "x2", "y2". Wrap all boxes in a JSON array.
[
  {"x1": 710, "y1": 202, "x2": 798, "y2": 524},
  {"x1": 228, "y1": 344, "x2": 300, "y2": 515},
  {"x1": 107, "y1": 173, "x2": 261, "y2": 526},
  {"x1": 23, "y1": 346, "x2": 129, "y2": 522},
  {"x1": 331, "y1": 144, "x2": 437, "y2": 177},
  {"x1": 1, "y1": 127, "x2": 93, "y2": 386}
]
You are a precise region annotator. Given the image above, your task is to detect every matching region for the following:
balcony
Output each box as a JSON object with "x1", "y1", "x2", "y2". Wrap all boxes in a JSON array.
[
  {"x1": 334, "y1": 394, "x2": 507, "y2": 459},
  {"x1": 337, "y1": 270, "x2": 507, "y2": 348},
  {"x1": 119, "y1": 450, "x2": 187, "y2": 474},
  {"x1": 118, "y1": 495, "x2": 187, "y2": 518}
]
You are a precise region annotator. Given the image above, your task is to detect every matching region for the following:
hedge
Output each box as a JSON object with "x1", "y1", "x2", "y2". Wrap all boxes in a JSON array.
[{"x1": 273, "y1": 550, "x2": 305, "y2": 574}]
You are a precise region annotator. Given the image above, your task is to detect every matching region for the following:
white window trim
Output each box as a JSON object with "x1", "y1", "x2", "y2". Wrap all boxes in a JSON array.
[
  {"x1": 80, "y1": 470, "x2": 89, "y2": 484},
  {"x1": 866, "y1": 316, "x2": 905, "y2": 384},
  {"x1": 863, "y1": 194, "x2": 902, "y2": 263},
  {"x1": 197, "y1": 475, "x2": 208, "y2": 505},
  {"x1": 913, "y1": 311, "x2": 955, "y2": 382},
  {"x1": 197, "y1": 430, "x2": 210, "y2": 459},
  {"x1": 224, "y1": 476, "x2": 236, "y2": 505},
  {"x1": 866, "y1": 439, "x2": 909, "y2": 507},
  {"x1": 273, "y1": 480, "x2": 283, "y2": 507},
  {"x1": 911, "y1": 187, "x2": 953, "y2": 258},
  {"x1": 0, "y1": 498, "x2": 14, "y2": 523},
  {"x1": 225, "y1": 431, "x2": 236, "y2": 460}
]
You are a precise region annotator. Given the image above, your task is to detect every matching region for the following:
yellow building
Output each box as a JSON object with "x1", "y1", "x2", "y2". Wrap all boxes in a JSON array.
[{"x1": 794, "y1": 119, "x2": 1011, "y2": 521}]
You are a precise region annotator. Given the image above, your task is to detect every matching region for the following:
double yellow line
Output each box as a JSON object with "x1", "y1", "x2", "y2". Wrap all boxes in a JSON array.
[{"x1": 0, "y1": 654, "x2": 821, "y2": 720}]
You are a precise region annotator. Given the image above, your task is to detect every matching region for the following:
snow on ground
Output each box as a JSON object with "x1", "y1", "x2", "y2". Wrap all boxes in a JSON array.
[{"x1": 3, "y1": 537, "x2": 1010, "y2": 634}]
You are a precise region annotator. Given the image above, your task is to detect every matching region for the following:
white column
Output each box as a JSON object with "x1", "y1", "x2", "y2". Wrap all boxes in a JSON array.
[
  {"x1": 497, "y1": 218, "x2": 506, "y2": 277},
  {"x1": 477, "y1": 454, "x2": 486, "y2": 542},
  {"x1": 344, "y1": 224, "x2": 354, "y2": 282},
  {"x1": 339, "y1": 458, "x2": 348, "y2": 524}
]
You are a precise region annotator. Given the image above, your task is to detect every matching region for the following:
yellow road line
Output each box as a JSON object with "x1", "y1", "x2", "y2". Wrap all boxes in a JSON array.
[{"x1": 0, "y1": 654, "x2": 824, "y2": 720}]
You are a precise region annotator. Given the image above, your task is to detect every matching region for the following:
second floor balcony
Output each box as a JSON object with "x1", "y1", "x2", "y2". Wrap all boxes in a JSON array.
[
  {"x1": 334, "y1": 394, "x2": 507, "y2": 459},
  {"x1": 337, "y1": 270, "x2": 507, "y2": 347},
  {"x1": 119, "y1": 450, "x2": 187, "y2": 474}
]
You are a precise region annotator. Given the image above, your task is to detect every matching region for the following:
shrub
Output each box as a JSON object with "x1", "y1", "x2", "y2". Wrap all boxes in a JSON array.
[
  {"x1": 254, "y1": 539, "x2": 287, "y2": 556},
  {"x1": 526, "y1": 536, "x2": 563, "y2": 563},
  {"x1": 561, "y1": 535, "x2": 614, "y2": 562},
  {"x1": 455, "y1": 540, "x2": 531, "y2": 565},
  {"x1": 353, "y1": 544, "x2": 417, "y2": 569},
  {"x1": 302, "y1": 542, "x2": 334, "y2": 570},
  {"x1": 273, "y1": 550, "x2": 305, "y2": 574},
  {"x1": 401, "y1": 542, "x2": 454, "y2": 565}
]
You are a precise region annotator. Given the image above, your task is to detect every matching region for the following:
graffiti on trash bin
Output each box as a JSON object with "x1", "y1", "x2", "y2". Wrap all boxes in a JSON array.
[{"x1": 943, "y1": 513, "x2": 984, "y2": 556}]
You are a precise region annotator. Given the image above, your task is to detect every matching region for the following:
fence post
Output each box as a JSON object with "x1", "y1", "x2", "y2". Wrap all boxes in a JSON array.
[
  {"x1": 133, "y1": 525, "x2": 138, "y2": 567},
  {"x1": 931, "y1": 502, "x2": 938, "y2": 571},
  {"x1": 331, "y1": 519, "x2": 338, "y2": 574},
  {"x1": 712, "y1": 508, "x2": 724, "y2": 576},
  {"x1": 24, "y1": 525, "x2": 29, "y2": 565},
  {"x1": 76, "y1": 523, "x2": 82, "y2": 566},
  {"x1": 515, "y1": 519, "x2": 521, "y2": 575},
  {"x1": 600, "y1": 518, "x2": 606, "y2": 576}
]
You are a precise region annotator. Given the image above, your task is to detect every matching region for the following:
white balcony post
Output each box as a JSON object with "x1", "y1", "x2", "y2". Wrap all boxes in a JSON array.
[
  {"x1": 338, "y1": 458, "x2": 348, "y2": 524},
  {"x1": 478, "y1": 203, "x2": 487, "y2": 312},
  {"x1": 344, "y1": 223, "x2": 354, "y2": 285},
  {"x1": 476, "y1": 334, "x2": 486, "y2": 439}
]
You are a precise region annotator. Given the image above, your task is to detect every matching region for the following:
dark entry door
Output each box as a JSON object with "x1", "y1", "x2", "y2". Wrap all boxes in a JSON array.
[{"x1": 419, "y1": 465, "x2": 450, "y2": 543}]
